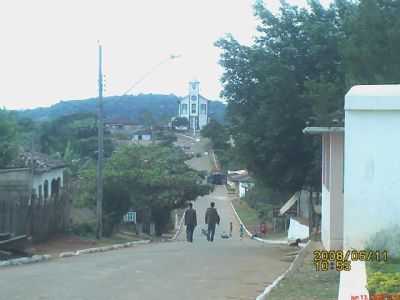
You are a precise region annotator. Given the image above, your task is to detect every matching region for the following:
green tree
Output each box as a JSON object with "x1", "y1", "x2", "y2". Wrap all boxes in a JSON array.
[
  {"x1": 0, "y1": 109, "x2": 18, "y2": 168},
  {"x1": 171, "y1": 117, "x2": 189, "y2": 128},
  {"x1": 216, "y1": 1, "x2": 346, "y2": 195},
  {"x1": 340, "y1": 0, "x2": 400, "y2": 85},
  {"x1": 80, "y1": 143, "x2": 212, "y2": 236}
]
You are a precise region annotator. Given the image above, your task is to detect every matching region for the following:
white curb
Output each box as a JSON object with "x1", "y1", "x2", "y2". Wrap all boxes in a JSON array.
[
  {"x1": 72, "y1": 240, "x2": 151, "y2": 257},
  {"x1": 256, "y1": 241, "x2": 311, "y2": 300},
  {"x1": 229, "y1": 200, "x2": 288, "y2": 245},
  {"x1": 0, "y1": 254, "x2": 52, "y2": 268}
]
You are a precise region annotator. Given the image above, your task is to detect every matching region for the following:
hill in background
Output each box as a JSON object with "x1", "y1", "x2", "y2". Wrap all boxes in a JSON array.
[{"x1": 16, "y1": 94, "x2": 226, "y2": 125}]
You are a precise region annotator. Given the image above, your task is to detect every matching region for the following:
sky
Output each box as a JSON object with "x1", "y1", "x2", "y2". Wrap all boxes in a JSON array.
[{"x1": 0, "y1": 0, "x2": 332, "y2": 110}]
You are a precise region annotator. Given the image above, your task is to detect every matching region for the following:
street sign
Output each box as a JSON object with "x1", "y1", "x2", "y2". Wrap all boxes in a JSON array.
[{"x1": 123, "y1": 211, "x2": 137, "y2": 224}]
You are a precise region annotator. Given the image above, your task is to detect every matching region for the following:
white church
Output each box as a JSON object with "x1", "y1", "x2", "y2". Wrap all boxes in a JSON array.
[{"x1": 177, "y1": 80, "x2": 209, "y2": 131}]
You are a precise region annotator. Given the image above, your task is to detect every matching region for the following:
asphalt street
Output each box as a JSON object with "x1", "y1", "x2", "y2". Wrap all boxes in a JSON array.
[{"x1": 0, "y1": 135, "x2": 291, "y2": 300}]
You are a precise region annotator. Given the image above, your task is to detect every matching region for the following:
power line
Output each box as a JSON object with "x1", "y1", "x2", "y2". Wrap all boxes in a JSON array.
[{"x1": 122, "y1": 54, "x2": 181, "y2": 96}]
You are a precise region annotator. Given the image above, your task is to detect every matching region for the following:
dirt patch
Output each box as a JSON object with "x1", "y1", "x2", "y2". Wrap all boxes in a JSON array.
[
  {"x1": 28, "y1": 232, "x2": 143, "y2": 256},
  {"x1": 29, "y1": 234, "x2": 97, "y2": 255}
]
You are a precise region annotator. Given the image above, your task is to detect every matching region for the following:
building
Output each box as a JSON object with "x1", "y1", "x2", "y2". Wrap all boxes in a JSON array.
[
  {"x1": 303, "y1": 126, "x2": 344, "y2": 250},
  {"x1": 0, "y1": 152, "x2": 69, "y2": 241},
  {"x1": 177, "y1": 80, "x2": 209, "y2": 132},
  {"x1": 227, "y1": 170, "x2": 254, "y2": 198},
  {"x1": 132, "y1": 129, "x2": 152, "y2": 143},
  {"x1": 303, "y1": 84, "x2": 400, "y2": 251}
]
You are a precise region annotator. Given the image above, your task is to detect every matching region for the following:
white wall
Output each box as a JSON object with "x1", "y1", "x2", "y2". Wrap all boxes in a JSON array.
[
  {"x1": 344, "y1": 85, "x2": 400, "y2": 249},
  {"x1": 321, "y1": 185, "x2": 331, "y2": 249}
]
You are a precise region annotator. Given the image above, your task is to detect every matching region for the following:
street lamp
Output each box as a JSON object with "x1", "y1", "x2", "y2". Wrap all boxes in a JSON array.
[{"x1": 95, "y1": 49, "x2": 181, "y2": 239}]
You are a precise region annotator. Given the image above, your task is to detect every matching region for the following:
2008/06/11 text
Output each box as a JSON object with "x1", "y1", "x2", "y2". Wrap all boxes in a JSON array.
[{"x1": 313, "y1": 250, "x2": 388, "y2": 272}]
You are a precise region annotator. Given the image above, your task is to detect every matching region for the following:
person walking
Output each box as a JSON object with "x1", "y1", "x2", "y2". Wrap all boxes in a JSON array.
[
  {"x1": 205, "y1": 202, "x2": 220, "y2": 242},
  {"x1": 184, "y1": 202, "x2": 197, "y2": 242}
]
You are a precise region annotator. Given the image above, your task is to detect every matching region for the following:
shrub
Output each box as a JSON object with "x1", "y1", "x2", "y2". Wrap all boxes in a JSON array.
[
  {"x1": 71, "y1": 222, "x2": 95, "y2": 236},
  {"x1": 366, "y1": 225, "x2": 400, "y2": 259},
  {"x1": 368, "y1": 272, "x2": 400, "y2": 295}
]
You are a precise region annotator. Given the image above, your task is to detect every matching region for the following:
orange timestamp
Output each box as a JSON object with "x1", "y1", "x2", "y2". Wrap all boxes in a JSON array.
[{"x1": 313, "y1": 250, "x2": 389, "y2": 272}]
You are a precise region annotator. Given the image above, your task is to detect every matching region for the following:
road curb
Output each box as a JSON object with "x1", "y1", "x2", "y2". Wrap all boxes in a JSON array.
[
  {"x1": 0, "y1": 254, "x2": 52, "y2": 268},
  {"x1": 0, "y1": 240, "x2": 151, "y2": 268},
  {"x1": 71, "y1": 240, "x2": 151, "y2": 257},
  {"x1": 229, "y1": 199, "x2": 288, "y2": 245}
]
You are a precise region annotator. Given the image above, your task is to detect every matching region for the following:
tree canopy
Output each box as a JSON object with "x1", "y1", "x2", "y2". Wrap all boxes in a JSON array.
[
  {"x1": 79, "y1": 143, "x2": 212, "y2": 235},
  {"x1": 0, "y1": 109, "x2": 18, "y2": 168},
  {"x1": 216, "y1": 0, "x2": 400, "y2": 197}
]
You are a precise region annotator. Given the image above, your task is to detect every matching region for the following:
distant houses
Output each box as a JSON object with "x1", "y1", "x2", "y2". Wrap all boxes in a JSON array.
[{"x1": 227, "y1": 170, "x2": 254, "y2": 198}]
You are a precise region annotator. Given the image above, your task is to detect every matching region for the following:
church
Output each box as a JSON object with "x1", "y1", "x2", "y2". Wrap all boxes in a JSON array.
[{"x1": 177, "y1": 80, "x2": 209, "y2": 131}]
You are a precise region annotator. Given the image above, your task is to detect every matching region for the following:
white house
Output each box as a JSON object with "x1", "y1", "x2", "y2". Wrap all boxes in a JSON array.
[
  {"x1": 344, "y1": 85, "x2": 400, "y2": 250},
  {"x1": 177, "y1": 80, "x2": 209, "y2": 132},
  {"x1": 303, "y1": 84, "x2": 400, "y2": 252},
  {"x1": 303, "y1": 127, "x2": 344, "y2": 250}
]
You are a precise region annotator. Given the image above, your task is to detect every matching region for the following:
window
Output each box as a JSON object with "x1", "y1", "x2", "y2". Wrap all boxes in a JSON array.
[
  {"x1": 200, "y1": 104, "x2": 206, "y2": 114},
  {"x1": 191, "y1": 104, "x2": 196, "y2": 114},
  {"x1": 181, "y1": 104, "x2": 188, "y2": 114},
  {"x1": 191, "y1": 95, "x2": 197, "y2": 101}
]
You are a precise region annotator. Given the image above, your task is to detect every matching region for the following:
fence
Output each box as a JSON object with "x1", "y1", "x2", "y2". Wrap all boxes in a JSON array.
[{"x1": 0, "y1": 189, "x2": 70, "y2": 242}]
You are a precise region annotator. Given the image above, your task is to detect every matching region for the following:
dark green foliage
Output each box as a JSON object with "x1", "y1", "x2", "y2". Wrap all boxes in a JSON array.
[
  {"x1": 340, "y1": 0, "x2": 400, "y2": 86},
  {"x1": 201, "y1": 119, "x2": 229, "y2": 151},
  {"x1": 79, "y1": 143, "x2": 212, "y2": 236},
  {"x1": 0, "y1": 109, "x2": 18, "y2": 168},
  {"x1": 38, "y1": 113, "x2": 114, "y2": 164},
  {"x1": 171, "y1": 117, "x2": 189, "y2": 128},
  {"x1": 215, "y1": 1, "x2": 349, "y2": 195},
  {"x1": 154, "y1": 130, "x2": 177, "y2": 147},
  {"x1": 15, "y1": 94, "x2": 226, "y2": 125}
]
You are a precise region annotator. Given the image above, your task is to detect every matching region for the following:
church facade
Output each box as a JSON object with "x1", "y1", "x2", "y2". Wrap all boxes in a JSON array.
[{"x1": 177, "y1": 80, "x2": 209, "y2": 131}]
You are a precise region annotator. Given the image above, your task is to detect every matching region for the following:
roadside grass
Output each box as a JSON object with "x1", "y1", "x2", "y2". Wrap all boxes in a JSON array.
[
  {"x1": 232, "y1": 198, "x2": 261, "y2": 229},
  {"x1": 267, "y1": 243, "x2": 340, "y2": 300},
  {"x1": 232, "y1": 198, "x2": 288, "y2": 240}
]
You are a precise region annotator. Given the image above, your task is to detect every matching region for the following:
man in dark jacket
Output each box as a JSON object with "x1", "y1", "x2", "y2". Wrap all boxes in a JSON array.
[
  {"x1": 205, "y1": 202, "x2": 220, "y2": 242},
  {"x1": 184, "y1": 202, "x2": 197, "y2": 242}
]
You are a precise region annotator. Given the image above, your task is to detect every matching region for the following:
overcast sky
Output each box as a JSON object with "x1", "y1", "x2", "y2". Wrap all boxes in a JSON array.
[{"x1": 0, "y1": 0, "x2": 331, "y2": 110}]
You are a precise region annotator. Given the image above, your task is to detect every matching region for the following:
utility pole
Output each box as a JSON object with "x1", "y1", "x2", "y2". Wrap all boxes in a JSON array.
[{"x1": 96, "y1": 42, "x2": 104, "y2": 239}]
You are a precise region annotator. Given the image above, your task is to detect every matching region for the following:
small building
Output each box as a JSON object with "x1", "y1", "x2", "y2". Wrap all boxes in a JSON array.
[
  {"x1": 303, "y1": 126, "x2": 344, "y2": 250},
  {"x1": 177, "y1": 80, "x2": 209, "y2": 132},
  {"x1": 227, "y1": 170, "x2": 254, "y2": 198},
  {"x1": 132, "y1": 131, "x2": 152, "y2": 142},
  {"x1": 303, "y1": 84, "x2": 400, "y2": 251},
  {"x1": 0, "y1": 152, "x2": 68, "y2": 241}
]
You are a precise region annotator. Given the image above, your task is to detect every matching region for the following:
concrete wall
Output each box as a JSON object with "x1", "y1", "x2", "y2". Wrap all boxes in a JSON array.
[
  {"x1": 0, "y1": 168, "x2": 69, "y2": 241},
  {"x1": 344, "y1": 85, "x2": 400, "y2": 249},
  {"x1": 320, "y1": 132, "x2": 344, "y2": 250},
  {"x1": 329, "y1": 133, "x2": 344, "y2": 250}
]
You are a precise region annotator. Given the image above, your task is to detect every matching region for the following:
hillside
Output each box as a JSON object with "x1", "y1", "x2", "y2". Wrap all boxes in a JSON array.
[{"x1": 16, "y1": 94, "x2": 226, "y2": 124}]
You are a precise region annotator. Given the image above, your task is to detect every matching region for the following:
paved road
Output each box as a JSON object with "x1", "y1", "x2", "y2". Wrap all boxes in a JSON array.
[{"x1": 0, "y1": 135, "x2": 291, "y2": 300}]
